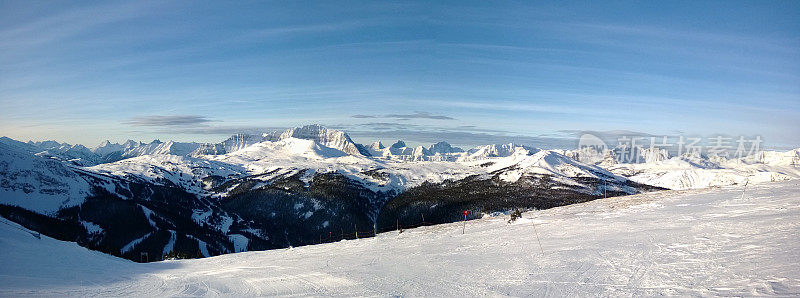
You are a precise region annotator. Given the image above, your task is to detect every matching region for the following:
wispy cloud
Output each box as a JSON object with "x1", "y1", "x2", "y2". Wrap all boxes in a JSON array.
[
  {"x1": 565, "y1": 22, "x2": 798, "y2": 53},
  {"x1": 352, "y1": 111, "x2": 455, "y2": 120},
  {"x1": 0, "y1": 1, "x2": 158, "y2": 51},
  {"x1": 557, "y1": 129, "x2": 655, "y2": 138},
  {"x1": 355, "y1": 122, "x2": 411, "y2": 129},
  {"x1": 167, "y1": 125, "x2": 286, "y2": 135},
  {"x1": 346, "y1": 129, "x2": 576, "y2": 149},
  {"x1": 331, "y1": 122, "x2": 574, "y2": 148},
  {"x1": 407, "y1": 99, "x2": 607, "y2": 116},
  {"x1": 238, "y1": 21, "x2": 369, "y2": 40},
  {"x1": 125, "y1": 115, "x2": 214, "y2": 127}
]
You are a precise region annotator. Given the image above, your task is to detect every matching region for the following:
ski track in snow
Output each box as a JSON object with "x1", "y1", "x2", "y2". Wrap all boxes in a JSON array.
[{"x1": 1, "y1": 180, "x2": 799, "y2": 296}]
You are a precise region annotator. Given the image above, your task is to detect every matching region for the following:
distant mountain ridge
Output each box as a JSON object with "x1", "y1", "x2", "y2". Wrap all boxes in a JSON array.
[
  {"x1": 25, "y1": 125, "x2": 540, "y2": 165},
  {"x1": 2, "y1": 125, "x2": 798, "y2": 263},
  {"x1": 27, "y1": 138, "x2": 203, "y2": 166}
]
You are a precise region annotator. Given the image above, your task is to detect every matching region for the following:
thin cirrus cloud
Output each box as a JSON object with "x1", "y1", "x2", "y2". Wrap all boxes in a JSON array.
[
  {"x1": 125, "y1": 115, "x2": 214, "y2": 127},
  {"x1": 168, "y1": 125, "x2": 287, "y2": 136},
  {"x1": 1, "y1": 2, "x2": 798, "y2": 147},
  {"x1": 352, "y1": 111, "x2": 455, "y2": 120},
  {"x1": 564, "y1": 22, "x2": 798, "y2": 54},
  {"x1": 0, "y1": 1, "x2": 158, "y2": 51},
  {"x1": 234, "y1": 20, "x2": 373, "y2": 41},
  {"x1": 344, "y1": 128, "x2": 577, "y2": 149}
]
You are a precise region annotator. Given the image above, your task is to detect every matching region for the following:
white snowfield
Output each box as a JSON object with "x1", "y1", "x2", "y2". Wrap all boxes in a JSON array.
[{"x1": 2, "y1": 180, "x2": 798, "y2": 296}]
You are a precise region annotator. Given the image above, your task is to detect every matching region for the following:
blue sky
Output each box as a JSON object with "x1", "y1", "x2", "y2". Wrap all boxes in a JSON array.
[{"x1": 1, "y1": 1, "x2": 798, "y2": 149}]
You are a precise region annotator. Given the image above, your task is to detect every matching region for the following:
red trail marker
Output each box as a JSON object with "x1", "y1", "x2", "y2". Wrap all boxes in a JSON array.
[{"x1": 462, "y1": 210, "x2": 468, "y2": 234}]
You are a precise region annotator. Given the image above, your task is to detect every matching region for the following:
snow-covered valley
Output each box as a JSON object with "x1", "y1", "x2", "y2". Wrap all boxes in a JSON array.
[{"x1": 2, "y1": 180, "x2": 798, "y2": 296}]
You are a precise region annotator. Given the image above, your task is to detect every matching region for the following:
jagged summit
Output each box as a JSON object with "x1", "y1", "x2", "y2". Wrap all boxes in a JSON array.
[
  {"x1": 369, "y1": 141, "x2": 385, "y2": 150},
  {"x1": 428, "y1": 141, "x2": 463, "y2": 154},
  {"x1": 390, "y1": 140, "x2": 406, "y2": 148},
  {"x1": 458, "y1": 143, "x2": 536, "y2": 161},
  {"x1": 193, "y1": 125, "x2": 370, "y2": 157},
  {"x1": 122, "y1": 140, "x2": 139, "y2": 148},
  {"x1": 27, "y1": 140, "x2": 62, "y2": 149},
  {"x1": 94, "y1": 140, "x2": 112, "y2": 149},
  {"x1": 93, "y1": 140, "x2": 125, "y2": 156},
  {"x1": 277, "y1": 124, "x2": 369, "y2": 156}
]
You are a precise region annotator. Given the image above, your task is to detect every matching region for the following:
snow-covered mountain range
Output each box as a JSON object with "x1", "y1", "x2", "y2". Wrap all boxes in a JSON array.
[
  {"x1": 561, "y1": 145, "x2": 800, "y2": 190},
  {"x1": 28, "y1": 138, "x2": 203, "y2": 166},
  {"x1": 1, "y1": 125, "x2": 798, "y2": 262}
]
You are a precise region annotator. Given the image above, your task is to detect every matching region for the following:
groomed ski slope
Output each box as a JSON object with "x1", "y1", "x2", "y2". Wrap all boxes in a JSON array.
[{"x1": 2, "y1": 180, "x2": 799, "y2": 296}]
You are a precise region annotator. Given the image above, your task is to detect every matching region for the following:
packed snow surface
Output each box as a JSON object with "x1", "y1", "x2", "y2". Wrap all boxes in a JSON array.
[{"x1": 2, "y1": 180, "x2": 798, "y2": 296}]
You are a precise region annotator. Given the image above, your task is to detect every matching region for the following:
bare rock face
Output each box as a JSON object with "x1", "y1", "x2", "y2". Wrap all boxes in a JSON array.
[
  {"x1": 192, "y1": 143, "x2": 226, "y2": 156},
  {"x1": 428, "y1": 141, "x2": 463, "y2": 154},
  {"x1": 369, "y1": 141, "x2": 385, "y2": 151},
  {"x1": 192, "y1": 126, "x2": 372, "y2": 157},
  {"x1": 222, "y1": 133, "x2": 261, "y2": 153},
  {"x1": 276, "y1": 124, "x2": 369, "y2": 156}
]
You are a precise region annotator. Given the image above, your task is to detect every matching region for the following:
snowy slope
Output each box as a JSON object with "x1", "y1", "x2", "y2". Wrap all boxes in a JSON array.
[
  {"x1": 0, "y1": 217, "x2": 137, "y2": 291},
  {"x1": 30, "y1": 142, "x2": 100, "y2": 166},
  {"x1": 2, "y1": 180, "x2": 798, "y2": 296},
  {"x1": 607, "y1": 149, "x2": 800, "y2": 190},
  {"x1": 563, "y1": 144, "x2": 800, "y2": 190},
  {"x1": 119, "y1": 140, "x2": 201, "y2": 158},
  {"x1": 0, "y1": 137, "x2": 91, "y2": 214},
  {"x1": 486, "y1": 149, "x2": 620, "y2": 183},
  {"x1": 85, "y1": 154, "x2": 245, "y2": 195}
]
